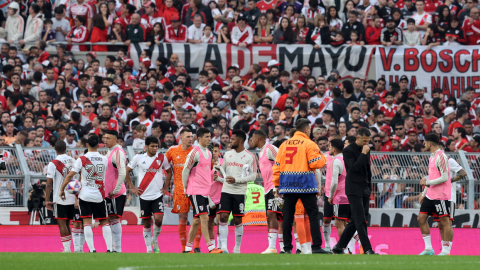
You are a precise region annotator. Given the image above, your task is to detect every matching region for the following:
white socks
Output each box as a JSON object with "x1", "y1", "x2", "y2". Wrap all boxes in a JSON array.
[
  {"x1": 234, "y1": 224, "x2": 243, "y2": 251},
  {"x1": 102, "y1": 224, "x2": 113, "y2": 252},
  {"x1": 347, "y1": 237, "x2": 356, "y2": 254},
  {"x1": 294, "y1": 233, "x2": 300, "y2": 250},
  {"x1": 219, "y1": 222, "x2": 228, "y2": 251},
  {"x1": 278, "y1": 234, "x2": 284, "y2": 251},
  {"x1": 143, "y1": 227, "x2": 153, "y2": 252},
  {"x1": 207, "y1": 240, "x2": 216, "y2": 251},
  {"x1": 84, "y1": 224, "x2": 95, "y2": 252},
  {"x1": 79, "y1": 229, "x2": 85, "y2": 251},
  {"x1": 61, "y1": 235, "x2": 71, "y2": 252},
  {"x1": 354, "y1": 231, "x2": 361, "y2": 245},
  {"x1": 268, "y1": 229, "x2": 278, "y2": 249},
  {"x1": 110, "y1": 219, "x2": 122, "y2": 252},
  {"x1": 423, "y1": 234, "x2": 433, "y2": 251},
  {"x1": 72, "y1": 228, "x2": 81, "y2": 252},
  {"x1": 153, "y1": 224, "x2": 162, "y2": 243},
  {"x1": 441, "y1": 241, "x2": 452, "y2": 254},
  {"x1": 323, "y1": 224, "x2": 331, "y2": 249}
]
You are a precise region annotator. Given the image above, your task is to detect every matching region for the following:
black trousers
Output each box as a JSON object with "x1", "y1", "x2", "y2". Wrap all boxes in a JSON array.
[
  {"x1": 336, "y1": 191, "x2": 372, "y2": 251},
  {"x1": 282, "y1": 193, "x2": 322, "y2": 251}
]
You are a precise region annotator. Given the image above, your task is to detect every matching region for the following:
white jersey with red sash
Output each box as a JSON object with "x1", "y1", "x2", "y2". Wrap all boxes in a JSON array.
[
  {"x1": 46, "y1": 154, "x2": 76, "y2": 205},
  {"x1": 412, "y1": 12, "x2": 432, "y2": 38},
  {"x1": 127, "y1": 152, "x2": 171, "y2": 200},
  {"x1": 301, "y1": 6, "x2": 325, "y2": 21},
  {"x1": 231, "y1": 25, "x2": 254, "y2": 45},
  {"x1": 72, "y1": 152, "x2": 108, "y2": 203},
  {"x1": 318, "y1": 96, "x2": 333, "y2": 116}
]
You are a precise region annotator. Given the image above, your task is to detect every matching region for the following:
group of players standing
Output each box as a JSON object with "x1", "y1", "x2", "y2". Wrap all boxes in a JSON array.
[{"x1": 45, "y1": 122, "x2": 462, "y2": 256}]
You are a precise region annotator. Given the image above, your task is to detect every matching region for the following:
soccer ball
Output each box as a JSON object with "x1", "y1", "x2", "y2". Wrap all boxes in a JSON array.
[{"x1": 66, "y1": 180, "x2": 81, "y2": 194}]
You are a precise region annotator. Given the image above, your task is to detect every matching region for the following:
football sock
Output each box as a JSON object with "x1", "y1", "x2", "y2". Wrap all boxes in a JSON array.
[
  {"x1": 143, "y1": 227, "x2": 152, "y2": 252},
  {"x1": 185, "y1": 242, "x2": 193, "y2": 252},
  {"x1": 79, "y1": 229, "x2": 85, "y2": 252},
  {"x1": 234, "y1": 223, "x2": 243, "y2": 251},
  {"x1": 354, "y1": 231, "x2": 361, "y2": 245},
  {"x1": 278, "y1": 234, "x2": 284, "y2": 251},
  {"x1": 102, "y1": 223, "x2": 113, "y2": 251},
  {"x1": 72, "y1": 228, "x2": 81, "y2": 252},
  {"x1": 207, "y1": 240, "x2": 215, "y2": 251},
  {"x1": 295, "y1": 217, "x2": 306, "y2": 245},
  {"x1": 268, "y1": 228, "x2": 278, "y2": 249},
  {"x1": 347, "y1": 237, "x2": 356, "y2": 254},
  {"x1": 194, "y1": 225, "x2": 202, "y2": 248},
  {"x1": 61, "y1": 235, "x2": 71, "y2": 252},
  {"x1": 323, "y1": 224, "x2": 331, "y2": 249},
  {"x1": 110, "y1": 219, "x2": 122, "y2": 252},
  {"x1": 422, "y1": 234, "x2": 433, "y2": 251},
  {"x1": 441, "y1": 241, "x2": 451, "y2": 254},
  {"x1": 153, "y1": 224, "x2": 162, "y2": 243},
  {"x1": 294, "y1": 233, "x2": 301, "y2": 249},
  {"x1": 304, "y1": 216, "x2": 312, "y2": 244},
  {"x1": 83, "y1": 224, "x2": 95, "y2": 252},
  {"x1": 219, "y1": 222, "x2": 228, "y2": 250},
  {"x1": 179, "y1": 220, "x2": 188, "y2": 251}
]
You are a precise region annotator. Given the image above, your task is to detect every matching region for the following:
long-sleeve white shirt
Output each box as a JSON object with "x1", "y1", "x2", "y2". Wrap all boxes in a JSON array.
[
  {"x1": 403, "y1": 30, "x2": 421, "y2": 45},
  {"x1": 106, "y1": 144, "x2": 127, "y2": 195},
  {"x1": 231, "y1": 25, "x2": 253, "y2": 45},
  {"x1": 329, "y1": 153, "x2": 344, "y2": 198},
  {"x1": 221, "y1": 149, "x2": 257, "y2": 195}
]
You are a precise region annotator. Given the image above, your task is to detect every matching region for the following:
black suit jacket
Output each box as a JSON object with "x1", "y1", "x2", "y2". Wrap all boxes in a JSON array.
[{"x1": 342, "y1": 142, "x2": 372, "y2": 196}]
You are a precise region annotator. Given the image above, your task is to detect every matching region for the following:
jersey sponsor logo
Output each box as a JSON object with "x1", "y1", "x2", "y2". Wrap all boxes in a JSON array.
[
  {"x1": 227, "y1": 161, "x2": 244, "y2": 167},
  {"x1": 174, "y1": 163, "x2": 185, "y2": 167}
]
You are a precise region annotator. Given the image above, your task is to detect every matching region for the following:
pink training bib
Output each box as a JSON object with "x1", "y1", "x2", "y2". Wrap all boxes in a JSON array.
[
  {"x1": 426, "y1": 150, "x2": 451, "y2": 200},
  {"x1": 332, "y1": 155, "x2": 348, "y2": 205},
  {"x1": 186, "y1": 146, "x2": 212, "y2": 196},
  {"x1": 210, "y1": 158, "x2": 223, "y2": 205},
  {"x1": 105, "y1": 147, "x2": 127, "y2": 199},
  {"x1": 260, "y1": 145, "x2": 275, "y2": 193}
]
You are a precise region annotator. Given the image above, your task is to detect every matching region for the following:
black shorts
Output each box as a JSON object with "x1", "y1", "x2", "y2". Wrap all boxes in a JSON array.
[
  {"x1": 433, "y1": 201, "x2": 455, "y2": 222},
  {"x1": 73, "y1": 208, "x2": 82, "y2": 223},
  {"x1": 209, "y1": 204, "x2": 219, "y2": 218},
  {"x1": 79, "y1": 199, "x2": 108, "y2": 220},
  {"x1": 53, "y1": 204, "x2": 75, "y2": 220},
  {"x1": 218, "y1": 192, "x2": 245, "y2": 217},
  {"x1": 323, "y1": 194, "x2": 334, "y2": 219},
  {"x1": 333, "y1": 204, "x2": 351, "y2": 221},
  {"x1": 420, "y1": 197, "x2": 452, "y2": 219},
  {"x1": 189, "y1": 195, "x2": 209, "y2": 218},
  {"x1": 265, "y1": 190, "x2": 283, "y2": 221},
  {"x1": 140, "y1": 196, "x2": 164, "y2": 219},
  {"x1": 106, "y1": 195, "x2": 127, "y2": 218}
]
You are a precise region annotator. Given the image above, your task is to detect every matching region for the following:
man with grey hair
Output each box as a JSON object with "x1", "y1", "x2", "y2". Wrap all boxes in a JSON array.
[
  {"x1": 340, "y1": 101, "x2": 360, "y2": 123},
  {"x1": 333, "y1": 127, "x2": 376, "y2": 255},
  {"x1": 168, "y1": 61, "x2": 185, "y2": 83},
  {"x1": 187, "y1": 14, "x2": 205, "y2": 44}
]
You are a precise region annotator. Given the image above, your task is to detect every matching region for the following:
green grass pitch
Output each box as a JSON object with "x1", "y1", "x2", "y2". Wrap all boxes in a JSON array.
[{"x1": 0, "y1": 253, "x2": 479, "y2": 270}]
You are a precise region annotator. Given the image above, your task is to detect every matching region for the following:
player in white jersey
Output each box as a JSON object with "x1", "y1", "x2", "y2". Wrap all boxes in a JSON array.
[
  {"x1": 59, "y1": 135, "x2": 112, "y2": 253},
  {"x1": 126, "y1": 136, "x2": 172, "y2": 253},
  {"x1": 45, "y1": 141, "x2": 76, "y2": 252},
  {"x1": 251, "y1": 130, "x2": 281, "y2": 254},
  {"x1": 419, "y1": 142, "x2": 467, "y2": 256},
  {"x1": 217, "y1": 130, "x2": 257, "y2": 254}
]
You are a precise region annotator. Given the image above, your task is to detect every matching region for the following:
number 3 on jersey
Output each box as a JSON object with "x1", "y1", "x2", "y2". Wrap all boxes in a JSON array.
[
  {"x1": 85, "y1": 164, "x2": 105, "y2": 181},
  {"x1": 285, "y1": 147, "x2": 297, "y2": 164}
]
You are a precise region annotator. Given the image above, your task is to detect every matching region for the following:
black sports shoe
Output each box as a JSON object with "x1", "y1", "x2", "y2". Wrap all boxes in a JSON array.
[
  {"x1": 331, "y1": 246, "x2": 344, "y2": 254},
  {"x1": 312, "y1": 248, "x2": 333, "y2": 254},
  {"x1": 92, "y1": 250, "x2": 97, "y2": 253},
  {"x1": 280, "y1": 251, "x2": 286, "y2": 254},
  {"x1": 282, "y1": 250, "x2": 292, "y2": 254},
  {"x1": 365, "y1": 249, "x2": 378, "y2": 255},
  {"x1": 194, "y1": 248, "x2": 201, "y2": 253},
  {"x1": 296, "y1": 249, "x2": 302, "y2": 254},
  {"x1": 107, "y1": 250, "x2": 111, "y2": 253}
]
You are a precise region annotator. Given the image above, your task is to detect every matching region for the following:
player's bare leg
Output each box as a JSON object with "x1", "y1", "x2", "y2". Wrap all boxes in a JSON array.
[
  {"x1": 72, "y1": 221, "x2": 84, "y2": 252},
  {"x1": 438, "y1": 216, "x2": 453, "y2": 255},
  {"x1": 323, "y1": 217, "x2": 332, "y2": 251},
  {"x1": 261, "y1": 212, "x2": 279, "y2": 254},
  {"x1": 208, "y1": 217, "x2": 216, "y2": 240},
  {"x1": 278, "y1": 221, "x2": 284, "y2": 253},
  {"x1": 178, "y1": 212, "x2": 189, "y2": 251},
  {"x1": 185, "y1": 214, "x2": 221, "y2": 253},
  {"x1": 108, "y1": 216, "x2": 122, "y2": 252},
  {"x1": 417, "y1": 213, "x2": 434, "y2": 255},
  {"x1": 56, "y1": 219, "x2": 72, "y2": 252}
]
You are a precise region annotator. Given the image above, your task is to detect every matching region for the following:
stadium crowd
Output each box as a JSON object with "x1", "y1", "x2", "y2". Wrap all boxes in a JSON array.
[{"x1": 0, "y1": 0, "x2": 479, "y2": 210}]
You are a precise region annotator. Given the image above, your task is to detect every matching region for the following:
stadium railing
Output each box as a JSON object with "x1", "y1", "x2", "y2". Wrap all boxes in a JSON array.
[{"x1": 1, "y1": 146, "x2": 478, "y2": 210}]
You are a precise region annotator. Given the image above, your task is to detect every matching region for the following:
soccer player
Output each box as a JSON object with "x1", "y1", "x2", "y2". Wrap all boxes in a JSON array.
[
  {"x1": 251, "y1": 130, "x2": 281, "y2": 254},
  {"x1": 45, "y1": 140, "x2": 77, "y2": 252},
  {"x1": 59, "y1": 135, "x2": 112, "y2": 252},
  {"x1": 218, "y1": 130, "x2": 257, "y2": 254},
  {"x1": 208, "y1": 142, "x2": 224, "y2": 250},
  {"x1": 165, "y1": 128, "x2": 202, "y2": 252},
  {"x1": 104, "y1": 130, "x2": 128, "y2": 253},
  {"x1": 182, "y1": 128, "x2": 223, "y2": 253},
  {"x1": 419, "y1": 142, "x2": 467, "y2": 256},
  {"x1": 418, "y1": 133, "x2": 453, "y2": 256},
  {"x1": 126, "y1": 136, "x2": 172, "y2": 253}
]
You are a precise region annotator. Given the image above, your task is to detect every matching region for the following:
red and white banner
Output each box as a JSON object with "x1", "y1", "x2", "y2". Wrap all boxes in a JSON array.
[
  {"x1": 376, "y1": 46, "x2": 480, "y2": 99},
  {"x1": 130, "y1": 44, "x2": 375, "y2": 80}
]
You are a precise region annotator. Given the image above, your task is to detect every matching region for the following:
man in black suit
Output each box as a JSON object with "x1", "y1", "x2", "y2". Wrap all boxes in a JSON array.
[{"x1": 332, "y1": 127, "x2": 377, "y2": 255}]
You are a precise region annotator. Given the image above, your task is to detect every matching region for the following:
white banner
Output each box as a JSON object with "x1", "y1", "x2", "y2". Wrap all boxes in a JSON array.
[
  {"x1": 130, "y1": 44, "x2": 375, "y2": 80},
  {"x1": 375, "y1": 46, "x2": 480, "y2": 99}
]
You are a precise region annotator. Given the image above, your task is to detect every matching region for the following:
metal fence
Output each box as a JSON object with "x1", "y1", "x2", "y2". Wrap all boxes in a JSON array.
[{"x1": 1, "y1": 146, "x2": 478, "y2": 209}]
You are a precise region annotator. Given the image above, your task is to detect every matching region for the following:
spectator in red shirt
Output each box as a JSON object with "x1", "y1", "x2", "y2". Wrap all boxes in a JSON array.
[
  {"x1": 365, "y1": 15, "x2": 382, "y2": 44},
  {"x1": 402, "y1": 129, "x2": 418, "y2": 151},
  {"x1": 448, "y1": 108, "x2": 469, "y2": 136},
  {"x1": 453, "y1": 127, "x2": 469, "y2": 150},
  {"x1": 422, "y1": 102, "x2": 437, "y2": 134}
]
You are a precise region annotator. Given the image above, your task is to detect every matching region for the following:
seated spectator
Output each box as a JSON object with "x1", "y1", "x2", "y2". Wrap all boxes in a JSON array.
[
  {"x1": 165, "y1": 15, "x2": 188, "y2": 43},
  {"x1": 5, "y1": 2, "x2": 24, "y2": 46},
  {"x1": 217, "y1": 25, "x2": 231, "y2": 43},
  {"x1": 124, "y1": 13, "x2": 144, "y2": 46},
  {"x1": 326, "y1": 6, "x2": 343, "y2": 31},
  {"x1": 146, "y1": 22, "x2": 165, "y2": 46},
  {"x1": 302, "y1": 0, "x2": 324, "y2": 27},
  {"x1": 187, "y1": 14, "x2": 205, "y2": 44},
  {"x1": 365, "y1": 15, "x2": 382, "y2": 45},
  {"x1": 160, "y1": 0, "x2": 179, "y2": 27},
  {"x1": 184, "y1": 0, "x2": 213, "y2": 28},
  {"x1": 422, "y1": 24, "x2": 444, "y2": 50},
  {"x1": 66, "y1": 16, "x2": 89, "y2": 51},
  {"x1": 201, "y1": 25, "x2": 216, "y2": 43},
  {"x1": 294, "y1": 16, "x2": 309, "y2": 44},
  {"x1": 19, "y1": 3, "x2": 44, "y2": 49},
  {"x1": 254, "y1": 14, "x2": 274, "y2": 44},
  {"x1": 245, "y1": 0, "x2": 261, "y2": 29},
  {"x1": 279, "y1": 4, "x2": 297, "y2": 26},
  {"x1": 435, "y1": 5, "x2": 451, "y2": 34},
  {"x1": 462, "y1": 7, "x2": 480, "y2": 45},
  {"x1": 90, "y1": 14, "x2": 108, "y2": 51},
  {"x1": 37, "y1": 0, "x2": 52, "y2": 19},
  {"x1": 347, "y1": 30, "x2": 361, "y2": 45},
  {"x1": 363, "y1": 6, "x2": 385, "y2": 30},
  {"x1": 308, "y1": 14, "x2": 330, "y2": 47},
  {"x1": 277, "y1": 0, "x2": 302, "y2": 16},
  {"x1": 342, "y1": 10, "x2": 365, "y2": 44},
  {"x1": 330, "y1": 31, "x2": 345, "y2": 46},
  {"x1": 411, "y1": 0, "x2": 432, "y2": 39},
  {"x1": 381, "y1": 17, "x2": 403, "y2": 46},
  {"x1": 273, "y1": 17, "x2": 295, "y2": 44},
  {"x1": 108, "y1": 19, "x2": 127, "y2": 50},
  {"x1": 266, "y1": 9, "x2": 278, "y2": 29},
  {"x1": 392, "y1": 8, "x2": 407, "y2": 30},
  {"x1": 232, "y1": 14, "x2": 253, "y2": 47},
  {"x1": 339, "y1": 0, "x2": 356, "y2": 23},
  {"x1": 51, "y1": 7, "x2": 70, "y2": 42},
  {"x1": 403, "y1": 18, "x2": 421, "y2": 46},
  {"x1": 445, "y1": 18, "x2": 466, "y2": 45}
]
